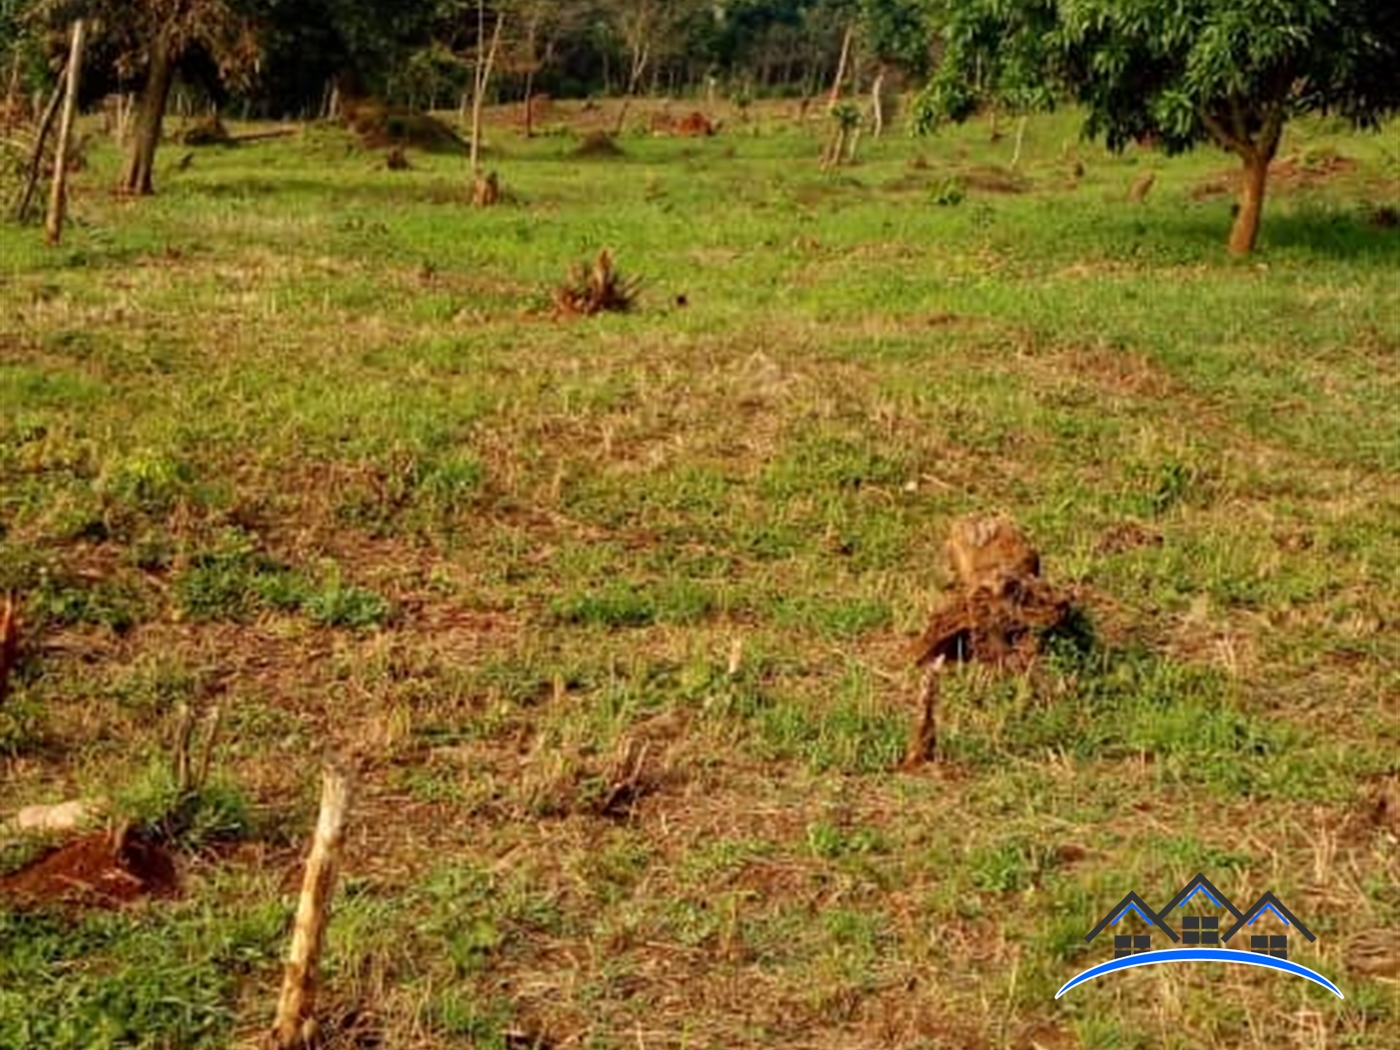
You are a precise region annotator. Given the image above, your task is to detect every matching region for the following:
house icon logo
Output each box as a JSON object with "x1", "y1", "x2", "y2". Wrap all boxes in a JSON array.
[{"x1": 1056, "y1": 873, "x2": 1342, "y2": 999}]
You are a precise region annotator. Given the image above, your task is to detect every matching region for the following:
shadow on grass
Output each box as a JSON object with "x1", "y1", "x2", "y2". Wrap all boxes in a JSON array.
[{"x1": 1257, "y1": 205, "x2": 1400, "y2": 260}]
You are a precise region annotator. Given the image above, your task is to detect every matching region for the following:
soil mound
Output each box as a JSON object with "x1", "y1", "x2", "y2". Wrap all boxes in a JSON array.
[
  {"x1": 572, "y1": 131, "x2": 624, "y2": 158},
  {"x1": 344, "y1": 101, "x2": 466, "y2": 154},
  {"x1": 177, "y1": 115, "x2": 232, "y2": 146},
  {"x1": 0, "y1": 827, "x2": 180, "y2": 908}
]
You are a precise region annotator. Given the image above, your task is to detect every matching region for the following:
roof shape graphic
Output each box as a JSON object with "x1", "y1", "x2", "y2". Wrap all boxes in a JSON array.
[
  {"x1": 1156, "y1": 872, "x2": 1243, "y2": 924},
  {"x1": 1222, "y1": 891, "x2": 1316, "y2": 944},
  {"x1": 1086, "y1": 891, "x2": 1181, "y2": 944}
]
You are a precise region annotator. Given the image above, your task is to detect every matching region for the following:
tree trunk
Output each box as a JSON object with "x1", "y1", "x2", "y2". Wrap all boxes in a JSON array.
[
  {"x1": 469, "y1": 5, "x2": 504, "y2": 178},
  {"x1": 613, "y1": 40, "x2": 649, "y2": 135},
  {"x1": 1229, "y1": 151, "x2": 1271, "y2": 257},
  {"x1": 122, "y1": 34, "x2": 176, "y2": 196}
]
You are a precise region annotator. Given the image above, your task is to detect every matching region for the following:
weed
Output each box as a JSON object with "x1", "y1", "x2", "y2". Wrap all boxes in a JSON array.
[{"x1": 302, "y1": 570, "x2": 392, "y2": 629}]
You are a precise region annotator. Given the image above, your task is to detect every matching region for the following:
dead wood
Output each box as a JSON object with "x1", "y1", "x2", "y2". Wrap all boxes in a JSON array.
[
  {"x1": 0, "y1": 591, "x2": 18, "y2": 707},
  {"x1": 901, "y1": 516, "x2": 1079, "y2": 767},
  {"x1": 900, "y1": 657, "x2": 944, "y2": 768},
  {"x1": 595, "y1": 738, "x2": 651, "y2": 819},
  {"x1": 271, "y1": 764, "x2": 352, "y2": 1049},
  {"x1": 229, "y1": 128, "x2": 297, "y2": 144},
  {"x1": 471, "y1": 170, "x2": 500, "y2": 206}
]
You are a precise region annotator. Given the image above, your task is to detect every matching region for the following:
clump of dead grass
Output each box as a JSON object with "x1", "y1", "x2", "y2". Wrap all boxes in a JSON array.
[{"x1": 551, "y1": 249, "x2": 642, "y2": 317}]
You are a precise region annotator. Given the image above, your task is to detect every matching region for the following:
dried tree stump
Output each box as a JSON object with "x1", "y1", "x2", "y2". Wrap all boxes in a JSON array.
[
  {"x1": 271, "y1": 764, "x2": 352, "y2": 1049},
  {"x1": 902, "y1": 516, "x2": 1076, "y2": 767}
]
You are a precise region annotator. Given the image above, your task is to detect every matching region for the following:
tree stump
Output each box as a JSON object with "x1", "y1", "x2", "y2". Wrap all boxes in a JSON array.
[
  {"x1": 472, "y1": 170, "x2": 499, "y2": 207},
  {"x1": 902, "y1": 516, "x2": 1076, "y2": 767},
  {"x1": 1128, "y1": 172, "x2": 1156, "y2": 203}
]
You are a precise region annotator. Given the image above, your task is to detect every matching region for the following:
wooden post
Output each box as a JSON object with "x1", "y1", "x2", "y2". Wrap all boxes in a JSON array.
[
  {"x1": 45, "y1": 20, "x2": 85, "y2": 246},
  {"x1": 272, "y1": 765, "x2": 352, "y2": 1049}
]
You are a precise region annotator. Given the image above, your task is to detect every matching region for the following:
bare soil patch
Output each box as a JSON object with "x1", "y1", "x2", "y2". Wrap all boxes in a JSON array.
[
  {"x1": 961, "y1": 164, "x2": 1030, "y2": 194},
  {"x1": 1194, "y1": 149, "x2": 1358, "y2": 200},
  {"x1": 0, "y1": 827, "x2": 180, "y2": 909}
]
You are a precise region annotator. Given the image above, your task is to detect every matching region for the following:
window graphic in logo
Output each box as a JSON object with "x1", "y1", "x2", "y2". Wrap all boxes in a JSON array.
[{"x1": 1056, "y1": 873, "x2": 1343, "y2": 999}]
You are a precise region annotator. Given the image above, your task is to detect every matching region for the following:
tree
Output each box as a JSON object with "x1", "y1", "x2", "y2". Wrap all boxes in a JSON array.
[
  {"x1": 32, "y1": 0, "x2": 260, "y2": 195},
  {"x1": 916, "y1": 0, "x2": 1400, "y2": 255},
  {"x1": 602, "y1": 0, "x2": 710, "y2": 131}
]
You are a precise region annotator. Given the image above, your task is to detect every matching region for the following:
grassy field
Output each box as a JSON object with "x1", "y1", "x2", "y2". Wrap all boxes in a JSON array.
[{"x1": 2, "y1": 97, "x2": 1399, "y2": 1049}]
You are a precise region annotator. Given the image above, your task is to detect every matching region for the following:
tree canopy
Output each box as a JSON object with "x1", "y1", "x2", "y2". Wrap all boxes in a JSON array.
[{"x1": 915, "y1": 0, "x2": 1400, "y2": 254}]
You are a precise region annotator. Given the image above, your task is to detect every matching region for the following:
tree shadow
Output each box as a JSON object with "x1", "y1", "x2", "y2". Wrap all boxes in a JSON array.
[{"x1": 1256, "y1": 204, "x2": 1400, "y2": 262}]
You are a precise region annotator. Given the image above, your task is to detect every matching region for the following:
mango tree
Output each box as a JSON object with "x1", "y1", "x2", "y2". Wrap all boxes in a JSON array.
[{"x1": 916, "y1": 0, "x2": 1400, "y2": 255}]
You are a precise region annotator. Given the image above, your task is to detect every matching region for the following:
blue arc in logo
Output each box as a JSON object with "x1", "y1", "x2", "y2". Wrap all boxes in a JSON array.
[{"x1": 1056, "y1": 948, "x2": 1344, "y2": 1000}]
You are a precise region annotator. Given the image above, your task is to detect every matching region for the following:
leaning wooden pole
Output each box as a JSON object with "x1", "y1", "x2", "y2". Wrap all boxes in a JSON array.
[
  {"x1": 45, "y1": 19, "x2": 85, "y2": 246},
  {"x1": 14, "y1": 69, "x2": 64, "y2": 222},
  {"x1": 272, "y1": 764, "x2": 352, "y2": 1049}
]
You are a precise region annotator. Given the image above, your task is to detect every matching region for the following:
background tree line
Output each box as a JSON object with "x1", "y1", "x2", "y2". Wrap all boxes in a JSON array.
[
  {"x1": 4, "y1": 1, "x2": 1398, "y2": 254},
  {"x1": 3, "y1": 1, "x2": 934, "y2": 121}
]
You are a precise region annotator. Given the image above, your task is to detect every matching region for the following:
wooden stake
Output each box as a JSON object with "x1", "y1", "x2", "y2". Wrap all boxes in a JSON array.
[
  {"x1": 272, "y1": 764, "x2": 352, "y2": 1049},
  {"x1": 45, "y1": 19, "x2": 85, "y2": 246}
]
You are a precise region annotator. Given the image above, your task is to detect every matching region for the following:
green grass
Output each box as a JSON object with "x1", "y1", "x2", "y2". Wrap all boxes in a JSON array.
[{"x1": 1, "y1": 97, "x2": 1398, "y2": 1048}]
